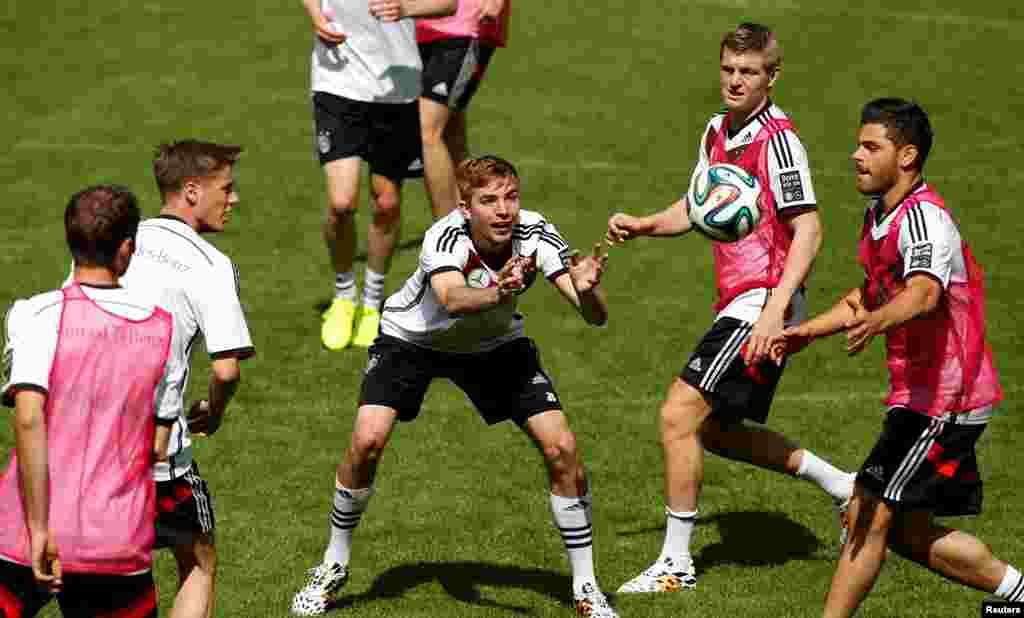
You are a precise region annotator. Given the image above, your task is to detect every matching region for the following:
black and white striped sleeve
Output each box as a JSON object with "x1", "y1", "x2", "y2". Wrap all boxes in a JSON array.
[
  {"x1": 421, "y1": 224, "x2": 469, "y2": 277},
  {"x1": 897, "y1": 201, "x2": 959, "y2": 289},
  {"x1": 533, "y1": 222, "x2": 571, "y2": 280},
  {"x1": 767, "y1": 129, "x2": 817, "y2": 212}
]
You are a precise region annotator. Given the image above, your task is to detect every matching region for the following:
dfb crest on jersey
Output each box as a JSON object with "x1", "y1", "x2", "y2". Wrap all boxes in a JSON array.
[{"x1": 317, "y1": 130, "x2": 332, "y2": 156}]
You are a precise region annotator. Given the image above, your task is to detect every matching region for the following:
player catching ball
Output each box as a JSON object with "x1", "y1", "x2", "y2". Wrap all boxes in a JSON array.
[
  {"x1": 292, "y1": 155, "x2": 619, "y2": 618},
  {"x1": 606, "y1": 22, "x2": 854, "y2": 594}
]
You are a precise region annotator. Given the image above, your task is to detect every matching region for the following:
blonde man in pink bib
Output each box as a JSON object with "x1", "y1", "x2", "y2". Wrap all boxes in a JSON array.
[
  {"x1": 0, "y1": 185, "x2": 178, "y2": 617},
  {"x1": 774, "y1": 98, "x2": 1024, "y2": 618},
  {"x1": 606, "y1": 22, "x2": 854, "y2": 593}
]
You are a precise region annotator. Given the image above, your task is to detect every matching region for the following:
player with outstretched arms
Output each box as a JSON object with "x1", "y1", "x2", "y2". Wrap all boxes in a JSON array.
[
  {"x1": 606, "y1": 22, "x2": 854, "y2": 594},
  {"x1": 770, "y1": 98, "x2": 1024, "y2": 618},
  {"x1": 292, "y1": 155, "x2": 620, "y2": 618},
  {"x1": 0, "y1": 186, "x2": 177, "y2": 617}
]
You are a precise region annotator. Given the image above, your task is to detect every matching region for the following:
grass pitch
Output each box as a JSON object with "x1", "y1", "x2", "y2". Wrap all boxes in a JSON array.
[{"x1": 2, "y1": 1, "x2": 1022, "y2": 616}]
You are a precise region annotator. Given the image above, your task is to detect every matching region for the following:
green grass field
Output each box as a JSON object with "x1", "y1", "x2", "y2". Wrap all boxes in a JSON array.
[{"x1": 3, "y1": 1, "x2": 1023, "y2": 616}]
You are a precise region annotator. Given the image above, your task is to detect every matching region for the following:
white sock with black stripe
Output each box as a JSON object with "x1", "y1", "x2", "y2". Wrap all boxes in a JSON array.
[
  {"x1": 996, "y1": 565, "x2": 1024, "y2": 602},
  {"x1": 796, "y1": 450, "x2": 855, "y2": 502},
  {"x1": 334, "y1": 271, "x2": 356, "y2": 300},
  {"x1": 660, "y1": 507, "x2": 697, "y2": 565},
  {"x1": 324, "y1": 483, "x2": 374, "y2": 566},
  {"x1": 550, "y1": 492, "x2": 596, "y2": 595}
]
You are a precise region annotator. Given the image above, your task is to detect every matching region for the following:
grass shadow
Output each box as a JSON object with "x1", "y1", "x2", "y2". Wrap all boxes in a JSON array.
[
  {"x1": 331, "y1": 561, "x2": 573, "y2": 614},
  {"x1": 694, "y1": 510, "x2": 824, "y2": 571}
]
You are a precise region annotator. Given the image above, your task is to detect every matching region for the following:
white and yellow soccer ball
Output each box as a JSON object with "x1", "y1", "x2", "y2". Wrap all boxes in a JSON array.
[{"x1": 687, "y1": 163, "x2": 762, "y2": 242}]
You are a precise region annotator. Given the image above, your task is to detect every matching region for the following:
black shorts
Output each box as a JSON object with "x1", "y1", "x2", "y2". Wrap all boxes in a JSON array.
[
  {"x1": 419, "y1": 38, "x2": 496, "y2": 111},
  {"x1": 0, "y1": 559, "x2": 156, "y2": 618},
  {"x1": 857, "y1": 407, "x2": 985, "y2": 517},
  {"x1": 313, "y1": 91, "x2": 422, "y2": 179},
  {"x1": 679, "y1": 317, "x2": 785, "y2": 424},
  {"x1": 155, "y1": 462, "x2": 215, "y2": 549},
  {"x1": 360, "y1": 335, "x2": 562, "y2": 425}
]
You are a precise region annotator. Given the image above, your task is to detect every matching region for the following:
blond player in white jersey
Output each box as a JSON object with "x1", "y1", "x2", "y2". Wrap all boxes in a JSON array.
[
  {"x1": 305, "y1": 0, "x2": 456, "y2": 352},
  {"x1": 292, "y1": 155, "x2": 620, "y2": 618},
  {"x1": 127, "y1": 141, "x2": 254, "y2": 618}
]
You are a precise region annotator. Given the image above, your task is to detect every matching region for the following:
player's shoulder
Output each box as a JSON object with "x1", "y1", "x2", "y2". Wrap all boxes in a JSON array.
[
  {"x1": 9, "y1": 290, "x2": 64, "y2": 323},
  {"x1": 138, "y1": 216, "x2": 229, "y2": 270},
  {"x1": 425, "y1": 210, "x2": 471, "y2": 255},
  {"x1": 514, "y1": 209, "x2": 551, "y2": 228}
]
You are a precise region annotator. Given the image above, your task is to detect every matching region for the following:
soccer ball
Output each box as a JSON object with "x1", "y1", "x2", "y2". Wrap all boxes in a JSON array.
[{"x1": 687, "y1": 163, "x2": 762, "y2": 242}]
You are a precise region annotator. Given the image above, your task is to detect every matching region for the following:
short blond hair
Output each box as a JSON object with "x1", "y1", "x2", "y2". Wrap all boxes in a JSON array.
[
  {"x1": 456, "y1": 155, "x2": 519, "y2": 201},
  {"x1": 720, "y1": 22, "x2": 782, "y2": 75}
]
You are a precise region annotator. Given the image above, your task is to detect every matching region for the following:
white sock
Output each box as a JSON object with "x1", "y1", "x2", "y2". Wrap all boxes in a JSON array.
[
  {"x1": 323, "y1": 483, "x2": 374, "y2": 566},
  {"x1": 797, "y1": 450, "x2": 854, "y2": 502},
  {"x1": 659, "y1": 507, "x2": 697, "y2": 565},
  {"x1": 996, "y1": 565, "x2": 1024, "y2": 602},
  {"x1": 549, "y1": 492, "x2": 597, "y2": 596},
  {"x1": 334, "y1": 271, "x2": 356, "y2": 300},
  {"x1": 361, "y1": 268, "x2": 386, "y2": 309}
]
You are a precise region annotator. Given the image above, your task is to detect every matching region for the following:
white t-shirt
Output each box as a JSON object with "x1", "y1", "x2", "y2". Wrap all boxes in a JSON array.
[
  {"x1": 380, "y1": 209, "x2": 570, "y2": 353},
  {"x1": 119, "y1": 216, "x2": 254, "y2": 481},
  {"x1": 2, "y1": 285, "x2": 178, "y2": 428},
  {"x1": 690, "y1": 103, "x2": 817, "y2": 325},
  {"x1": 311, "y1": 0, "x2": 422, "y2": 103},
  {"x1": 867, "y1": 186, "x2": 965, "y2": 289}
]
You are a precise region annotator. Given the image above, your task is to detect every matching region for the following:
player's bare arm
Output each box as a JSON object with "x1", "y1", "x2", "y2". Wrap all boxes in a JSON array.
[
  {"x1": 745, "y1": 208, "x2": 822, "y2": 365},
  {"x1": 154, "y1": 425, "x2": 171, "y2": 463},
  {"x1": 431, "y1": 261, "x2": 523, "y2": 316},
  {"x1": 769, "y1": 286, "x2": 864, "y2": 363},
  {"x1": 553, "y1": 243, "x2": 609, "y2": 326},
  {"x1": 302, "y1": 0, "x2": 346, "y2": 44},
  {"x1": 845, "y1": 273, "x2": 941, "y2": 356},
  {"x1": 478, "y1": 0, "x2": 505, "y2": 22},
  {"x1": 14, "y1": 389, "x2": 61, "y2": 592},
  {"x1": 188, "y1": 358, "x2": 241, "y2": 437},
  {"x1": 369, "y1": 0, "x2": 456, "y2": 22},
  {"x1": 607, "y1": 198, "x2": 692, "y2": 244}
]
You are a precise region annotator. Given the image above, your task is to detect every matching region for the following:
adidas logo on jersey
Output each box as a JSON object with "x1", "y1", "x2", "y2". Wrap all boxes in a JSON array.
[
  {"x1": 688, "y1": 357, "x2": 702, "y2": 372},
  {"x1": 864, "y1": 465, "x2": 885, "y2": 481},
  {"x1": 432, "y1": 82, "x2": 448, "y2": 97}
]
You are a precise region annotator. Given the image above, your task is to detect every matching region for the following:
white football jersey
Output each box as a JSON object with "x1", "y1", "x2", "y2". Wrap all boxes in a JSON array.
[
  {"x1": 380, "y1": 209, "x2": 570, "y2": 353},
  {"x1": 866, "y1": 184, "x2": 965, "y2": 289},
  {"x1": 120, "y1": 216, "x2": 255, "y2": 481},
  {"x1": 2, "y1": 285, "x2": 178, "y2": 428},
  {"x1": 310, "y1": 0, "x2": 422, "y2": 103}
]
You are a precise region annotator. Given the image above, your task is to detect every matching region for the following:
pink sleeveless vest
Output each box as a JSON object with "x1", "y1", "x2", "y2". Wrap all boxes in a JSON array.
[
  {"x1": 706, "y1": 113, "x2": 796, "y2": 311},
  {"x1": 0, "y1": 283, "x2": 172, "y2": 574},
  {"x1": 858, "y1": 185, "x2": 1002, "y2": 417},
  {"x1": 416, "y1": 0, "x2": 511, "y2": 47}
]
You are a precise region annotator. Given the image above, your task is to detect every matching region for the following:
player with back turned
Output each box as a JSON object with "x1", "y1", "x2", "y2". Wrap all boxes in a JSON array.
[
  {"x1": 0, "y1": 186, "x2": 177, "y2": 618},
  {"x1": 606, "y1": 22, "x2": 854, "y2": 594}
]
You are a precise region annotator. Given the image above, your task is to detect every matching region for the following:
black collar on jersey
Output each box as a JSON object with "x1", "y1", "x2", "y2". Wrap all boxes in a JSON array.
[
  {"x1": 157, "y1": 213, "x2": 190, "y2": 226},
  {"x1": 726, "y1": 98, "x2": 772, "y2": 139},
  {"x1": 874, "y1": 178, "x2": 925, "y2": 225},
  {"x1": 78, "y1": 282, "x2": 121, "y2": 290}
]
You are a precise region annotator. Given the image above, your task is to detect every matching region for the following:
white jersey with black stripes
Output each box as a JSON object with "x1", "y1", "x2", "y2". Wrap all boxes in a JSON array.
[
  {"x1": 380, "y1": 208, "x2": 569, "y2": 353},
  {"x1": 867, "y1": 185, "x2": 965, "y2": 288}
]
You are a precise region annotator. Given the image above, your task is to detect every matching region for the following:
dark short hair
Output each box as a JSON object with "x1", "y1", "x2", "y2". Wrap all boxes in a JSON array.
[
  {"x1": 65, "y1": 184, "x2": 141, "y2": 268},
  {"x1": 721, "y1": 22, "x2": 782, "y2": 74},
  {"x1": 861, "y1": 98, "x2": 933, "y2": 170},
  {"x1": 456, "y1": 155, "x2": 519, "y2": 199},
  {"x1": 153, "y1": 140, "x2": 243, "y2": 199}
]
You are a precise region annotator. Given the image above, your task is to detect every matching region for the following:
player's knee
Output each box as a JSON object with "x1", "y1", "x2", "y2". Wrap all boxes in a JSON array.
[
  {"x1": 350, "y1": 428, "x2": 389, "y2": 462},
  {"x1": 371, "y1": 190, "x2": 401, "y2": 226},
  {"x1": 421, "y1": 121, "x2": 446, "y2": 145},
  {"x1": 660, "y1": 403, "x2": 698, "y2": 442},
  {"x1": 326, "y1": 194, "x2": 359, "y2": 220},
  {"x1": 542, "y1": 431, "x2": 578, "y2": 469}
]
